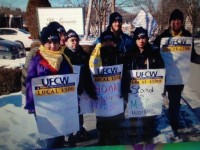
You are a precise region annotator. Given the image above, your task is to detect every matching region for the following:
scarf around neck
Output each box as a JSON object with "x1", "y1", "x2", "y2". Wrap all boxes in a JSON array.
[
  {"x1": 89, "y1": 43, "x2": 102, "y2": 68},
  {"x1": 38, "y1": 45, "x2": 72, "y2": 73}
]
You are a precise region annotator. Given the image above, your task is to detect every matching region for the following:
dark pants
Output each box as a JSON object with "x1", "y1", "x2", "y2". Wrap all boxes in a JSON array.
[
  {"x1": 166, "y1": 85, "x2": 184, "y2": 131},
  {"x1": 96, "y1": 113, "x2": 125, "y2": 145},
  {"x1": 46, "y1": 136, "x2": 65, "y2": 148},
  {"x1": 79, "y1": 114, "x2": 84, "y2": 128}
]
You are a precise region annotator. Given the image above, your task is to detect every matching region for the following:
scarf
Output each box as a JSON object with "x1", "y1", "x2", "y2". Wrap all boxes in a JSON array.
[
  {"x1": 38, "y1": 45, "x2": 72, "y2": 73},
  {"x1": 171, "y1": 29, "x2": 182, "y2": 37},
  {"x1": 89, "y1": 43, "x2": 102, "y2": 68}
]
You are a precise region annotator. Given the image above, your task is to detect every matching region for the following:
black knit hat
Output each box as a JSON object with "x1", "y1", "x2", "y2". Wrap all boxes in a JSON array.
[
  {"x1": 100, "y1": 30, "x2": 116, "y2": 43},
  {"x1": 109, "y1": 12, "x2": 122, "y2": 26},
  {"x1": 40, "y1": 26, "x2": 60, "y2": 45},
  {"x1": 133, "y1": 27, "x2": 148, "y2": 40},
  {"x1": 65, "y1": 29, "x2": 80, "y2": 41},
  {"x1": 48, "y1": 21, "x2": 66, "y2": 34},
  {"x1": 169, "y1": 9, "x2": 184, "y2": 22}
]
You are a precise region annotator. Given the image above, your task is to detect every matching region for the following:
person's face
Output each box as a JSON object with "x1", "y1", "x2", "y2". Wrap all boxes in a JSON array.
[
  {"x1": 44, "y1": 41, "x2": 60, "y2": 51},
  {"x1": 136, "y1": 36, "x2": 147, "y2": 49},
  {"x1": 111, "y1": 20, "x2": 122, "y2": 32},
  {"x1": 65, "y1": 37, "x2": 79, "y2": 49},
  {"x1": 59, "y1": 32, "x2": 66, "y2": 46},
  {"x1": 170, "y1": 18, "x2": 183, "y2": 32}
]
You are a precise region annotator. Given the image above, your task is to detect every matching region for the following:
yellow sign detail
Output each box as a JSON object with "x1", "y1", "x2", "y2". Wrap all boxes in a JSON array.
[
  {"x1": 131, "y1": 79, "x2": 163, "y2": 84},
  {"x1": 94, "y1": 75, "x2": 121, "y2": 82},
  {"x1": 35, "y1": 86, "x2": 75, "y2": 96},
  {"x1": 163, "y1": 46, "x2": 191, "y2": 52}
]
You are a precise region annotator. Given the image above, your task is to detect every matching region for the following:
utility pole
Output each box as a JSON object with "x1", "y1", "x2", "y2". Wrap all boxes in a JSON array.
[
  {"x1": 111, "y1": 0, "x2": 115, "y2": 12},
  {"x1": 84, "y1": 0, "x2": 93, "y2": 40},
  {"x1": 102, "y1": 0, "x2": 107, "y2": 31}
]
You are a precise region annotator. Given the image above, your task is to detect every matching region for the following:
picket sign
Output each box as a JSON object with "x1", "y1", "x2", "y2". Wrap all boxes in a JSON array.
[
  {"x1": 32, "y1": 74, "x2": 79, "y2": 140},
  {"x1": 73, "y1": 65, "x2": 94, "y2": 114},
  {"x1": 127, "y1": 69, "x2": 166, "y2": 118},
  {"x1": 160, "y1": 37, "x2": 192, "y2": 85},
  {"x1": 90, "y1": 64, "x2": 124, "y2": 117}
]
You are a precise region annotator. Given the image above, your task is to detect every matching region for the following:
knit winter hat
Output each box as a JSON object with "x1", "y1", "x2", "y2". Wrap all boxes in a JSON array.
[
  {"x1": 169, "y1": 9, "x2": 184, "y2": 22},
  {"x1": 40, "y1": 26, "x2": 60, "y2": 45},
  {"x1": 100, "y1": 30, "x2": 116, "y2": 43},
  {"x1": 133, "y1": 27, "x2": 148, "y2": 40},
  {"x1": 109, "y1": 12, "x2": 123, "y2": 26},
  {"x1": 48, "y1": 21, "x2": 66, "y2": 34},
  {"x1": 65, "y1": 29, "x2": 80, "y2": 41}
]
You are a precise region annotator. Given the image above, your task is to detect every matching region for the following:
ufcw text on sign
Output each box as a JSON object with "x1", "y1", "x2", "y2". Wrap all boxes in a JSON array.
[{"x1": 34, "y1": 76, "x2": 75, "y2": 96}]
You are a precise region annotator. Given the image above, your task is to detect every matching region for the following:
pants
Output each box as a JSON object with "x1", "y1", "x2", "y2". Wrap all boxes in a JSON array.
[
  {"x1": 96, "y1": 113, "x2": 125, "y2": 145},
  {"x1": 46, "y1": 136, "x2": 65, "y2": 148},
  {"x1": 166, "y1": 85, "x2": 184, "y2": 131}
]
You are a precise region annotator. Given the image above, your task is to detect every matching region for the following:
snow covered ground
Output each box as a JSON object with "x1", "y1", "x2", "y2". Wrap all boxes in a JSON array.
[
  {"x1": 0, "y1": 40, "x2": 200, "y2": 149},
  {"x1": 0, "y1": 92, "x2": 45, "y2": 149},
  {"x1": 1, "y1": 92, "x2": 200, "y2": 149}
]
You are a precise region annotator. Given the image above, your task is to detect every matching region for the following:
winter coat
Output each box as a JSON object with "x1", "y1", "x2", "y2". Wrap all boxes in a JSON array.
[
  {"x1": 95, "y1": 31, "x2": 134, "y2": 53},
  {"x1": 153, "y1": 27, "x2": 200, "y2": 64},
  {"x1": 89, "y1": 44, "x2": 130, "y2": 116},
  {"x1": 25, "y1": 46, "x2": 73, "y2": 113},
  {"x1": 64, "y1": 46, "x2": 97, "y2": 99},
  {"x1": 21, "y1": 41, "x2": 41, "y2": 95},
  {"x1": 130, "y1": 43, "x2": 165, "y2": 70}
]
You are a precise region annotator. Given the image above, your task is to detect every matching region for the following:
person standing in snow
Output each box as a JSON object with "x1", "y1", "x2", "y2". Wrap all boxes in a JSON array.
[
  {"x1": 153, "y1": 9, "x2": 200, "y2": 138},
  {"x1": 25, "y1": 24, "x2": 73, "y2": 148},
  {"x1": 64, "y1": 29, "x2": 97, "y2": 146}
]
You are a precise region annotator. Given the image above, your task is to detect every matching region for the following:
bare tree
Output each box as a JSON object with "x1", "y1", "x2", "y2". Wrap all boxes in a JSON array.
[
  {"x1": 183, "y1": 0, "x2": 200, "y2": 33},
  {"x1": 93, "y1": 0, "x2": 112, "y2": 34},
  {"x1": 84, "y1": 0, "x2": 93, "y2": 40}
]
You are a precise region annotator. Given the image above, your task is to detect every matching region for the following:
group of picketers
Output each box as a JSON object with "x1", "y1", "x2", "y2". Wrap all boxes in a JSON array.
[{"x1": 21, "y1": 9, "x2": 200, "y2": 148}]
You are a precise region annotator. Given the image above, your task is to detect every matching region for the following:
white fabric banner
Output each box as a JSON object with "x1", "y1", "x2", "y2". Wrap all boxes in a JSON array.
[
  {"x1": 160, "y1": 37, "x2": 192, "y2": 85},
  {"x1": 132, "y1": 10, "x2": 158, "y2": 38},
  {"x1": 90, "y1": 64, "x2": 124, "y2": 117},
  {"x1": 32, "y1": 74, "x2": 79, "y2": 140},
  {"x1": 127, "y1": 69, "x2": 165, "y2": 118},
  {"x1": 73, "y1": 65, "x2": 94, "y2": 114}
]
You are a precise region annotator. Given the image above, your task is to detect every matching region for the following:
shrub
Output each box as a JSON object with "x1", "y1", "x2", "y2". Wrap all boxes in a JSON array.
[{"x1": 0, "y1": 67, "x2": 22, "y2": 95}]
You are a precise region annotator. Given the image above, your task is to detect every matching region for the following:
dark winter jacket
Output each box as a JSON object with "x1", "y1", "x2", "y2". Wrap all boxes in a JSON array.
[
  {"x1": 64, "y1": 46, "x2": 97, "y2": 100},
  {"x1": 153, "y1": 27, "x2": 200, "y2": 64},
  {"x1": 130, "y1": 43, "x2": 165, "y2": 70},
  {"x1": 25, "y1": 47, "x2": 73, "y2": 113},
  {"x1": 95, "y1": 31, "x2": 134, "y2": 54}
]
